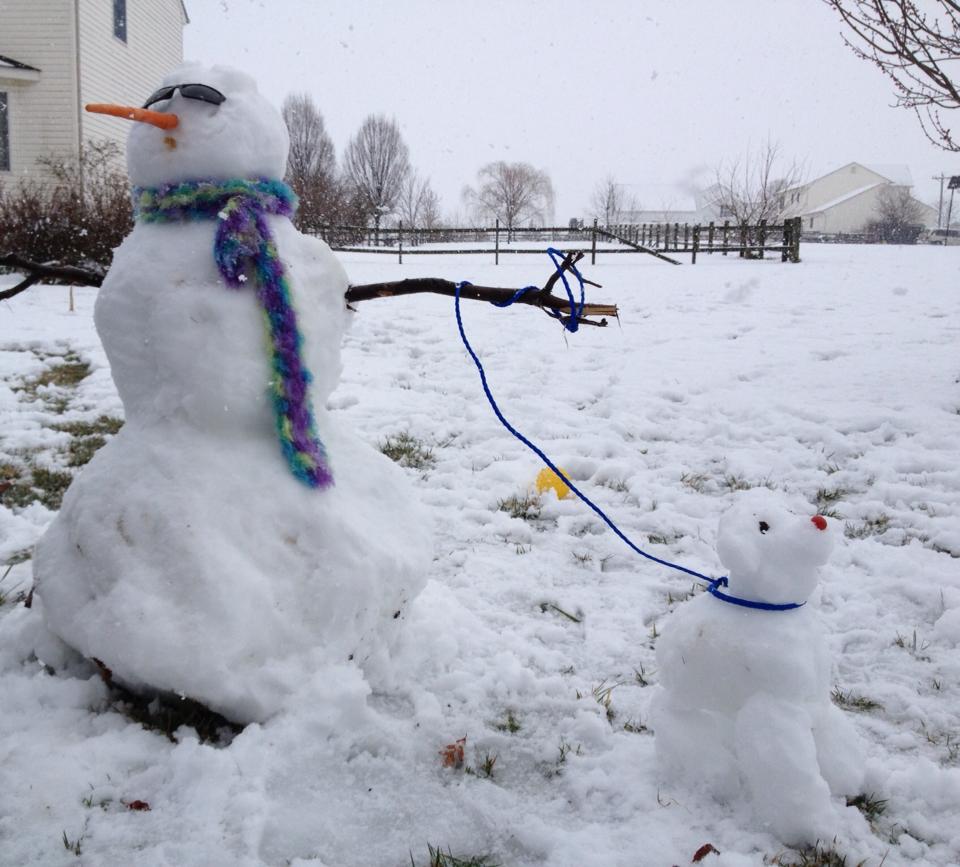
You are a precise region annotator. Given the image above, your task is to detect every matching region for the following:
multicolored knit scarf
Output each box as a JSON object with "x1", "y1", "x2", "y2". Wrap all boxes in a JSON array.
[{"x1": 134, "y1": 177, "x2": 333, "y2": 489}]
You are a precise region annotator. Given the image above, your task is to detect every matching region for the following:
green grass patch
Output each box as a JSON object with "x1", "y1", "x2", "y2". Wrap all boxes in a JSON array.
[
  {"x1": 680, "y1": 472, "x2": 709, "y2": 493},
  {"x1": 3, "y1": 548, "x2": 32, "y2": 566},
  {"x1": 497, "y1": 493, "x2": 541, "y2": 521},
  {"x1": 846, "y1": 792, "x2": 888, "y2": 824},
  {"x1": 415, "y1": 845, "x2": 499, "y2": 867},
  {"x1": 2, "y1": 465, "x2": 74, "y2": 510},
  {"x1": 35, "y1": 357, "x2": 91, "y2": 389},
  {"x1": 770, "y1": 842, "x2": 865, "y2": 866},
  {"x1": 378, "y1": 432, "x2": 435, "y2": 470},
  {"x1": 648, "y1": 531, "x2": 682, "y2": 546},
  {"x1": 831, "y1": 687, "x2": 883, "y2": 713},
  {"x1": 844, "y1": 514, "x2": 891, "y2": 540},
  {"x1": 814, "y1": 487, "x2": 848, "y2": 515},
  {"x1": 12, "y1": 353, "x2": 91, "y2": 413},
  {"x1": 53, "y1": 416, "x2": 124, "y2": 438},
  {"x1": 493, "y1": 710, "x2": 521, "y2": 734}
]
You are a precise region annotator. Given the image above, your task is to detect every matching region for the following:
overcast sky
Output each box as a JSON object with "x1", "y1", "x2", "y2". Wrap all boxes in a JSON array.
[{"x1": 183, "y1": 0, "x2": 956, "y2": 221}]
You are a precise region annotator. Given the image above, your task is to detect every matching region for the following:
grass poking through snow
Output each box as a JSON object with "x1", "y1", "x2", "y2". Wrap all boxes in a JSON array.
[{"x1": 378, "y1": 432, "x2": 436, "y2": 470}]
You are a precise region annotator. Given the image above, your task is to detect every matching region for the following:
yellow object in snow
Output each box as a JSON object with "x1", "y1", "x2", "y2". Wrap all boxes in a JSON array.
[{"x1": 535, "y1": 466, "x2": 571, "y2": 500}]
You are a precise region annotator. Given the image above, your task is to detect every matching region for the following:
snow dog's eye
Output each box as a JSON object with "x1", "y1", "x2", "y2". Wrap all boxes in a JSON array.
[{"x1": 758, "y1": 521, "x2": 770, "y2": 534}]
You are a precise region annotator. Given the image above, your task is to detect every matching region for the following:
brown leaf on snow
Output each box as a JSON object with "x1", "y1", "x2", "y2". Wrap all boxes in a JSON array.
[
  {"x1": 439, "y1": 736, "x2": 466, "y2": 769},
  {"x1": 692, "y1": 843, "x2": 720, "y2": 862}
]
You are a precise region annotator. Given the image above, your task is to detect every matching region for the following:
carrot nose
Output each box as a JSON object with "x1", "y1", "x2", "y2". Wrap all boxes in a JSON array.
[
  {"x1": 85, "y1": 103, "x2": 179, "y2": 130},
  {"x1": 811, "y1": 515, "x2": 828, "y2": 531}
]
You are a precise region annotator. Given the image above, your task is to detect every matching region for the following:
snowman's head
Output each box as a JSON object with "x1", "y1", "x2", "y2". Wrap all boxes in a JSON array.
[
  {"x1": 716, "y1": 488, "x2": 833, "y2": 606},
  {"x1": 87, "y1": 63, "x2": 289, "y2": 188}
]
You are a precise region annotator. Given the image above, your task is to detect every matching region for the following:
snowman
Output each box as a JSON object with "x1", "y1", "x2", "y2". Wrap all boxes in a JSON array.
[
  {"x1": 650, "y1": 488, "x2": 865, "y2": 845},
  {"x1": 32, "y1": 64, "x2": 430, "y2": 724}
]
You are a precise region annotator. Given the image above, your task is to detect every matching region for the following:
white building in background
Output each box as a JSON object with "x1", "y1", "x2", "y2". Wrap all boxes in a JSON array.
[
  {"x1": 779, "y1": 162, "x2": 937, "y2": 234},
  {"x1": 0, "y1": 0, "x2": 187, "y2": 187},
  {"x1": 618, "y1": 183, "x2": 722, "y2": 225}
]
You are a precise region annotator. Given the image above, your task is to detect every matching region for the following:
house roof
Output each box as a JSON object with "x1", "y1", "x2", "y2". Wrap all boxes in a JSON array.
[
  {"x1": 863, "y1": 164, "x2": 913, "y2": 186},
  {"x1": 0, "y1": 54, "x2": 40, "y2": 72}
]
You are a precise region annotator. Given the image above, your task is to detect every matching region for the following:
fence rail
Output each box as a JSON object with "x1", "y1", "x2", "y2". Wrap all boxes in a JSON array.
[{"x1": 313, "y1": 217, "x2": 802, "y2": 265}]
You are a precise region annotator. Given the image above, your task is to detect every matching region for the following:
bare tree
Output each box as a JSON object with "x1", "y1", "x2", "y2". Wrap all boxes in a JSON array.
[
  {"x1": 867, "y1": 185, "x2": 927, "y2": 241},
  {"x1": 713, "y1": 140, "x2": 804, "y2": 223},
  {"x1": 396, "y1": 172, "x2": 441, "y2": 228},
  {"x1": 463, "y1": 161, "x2": 554, "y2": 236},
  {"x1": 281, "y1": 94, "x2": 341, "y2": 231},
  {"x1": 824, "y1": 0, "x2": 960, "y2": 151},
  {"x1": 343, "y1": 115, "x2": 410, "y2": 241},
  {"x1": 589, "y1": 175, "x2": 630, "y2": 226},
  {"x1": 419, "y1": 185, "x2": 442, "y2": 229}
]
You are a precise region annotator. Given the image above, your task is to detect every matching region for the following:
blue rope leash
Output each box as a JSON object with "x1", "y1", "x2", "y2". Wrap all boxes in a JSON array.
[{"x1": 454, "y1": 249, "x2": 804, "y2": 613}]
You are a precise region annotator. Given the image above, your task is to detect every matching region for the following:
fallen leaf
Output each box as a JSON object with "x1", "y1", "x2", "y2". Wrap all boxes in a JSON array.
[
  {"x1": 692, "y1": 843, "x2": 719, "y2": 862},
  {"x1": 440, "y1": 736, "x2": 466, "y2": 769}
]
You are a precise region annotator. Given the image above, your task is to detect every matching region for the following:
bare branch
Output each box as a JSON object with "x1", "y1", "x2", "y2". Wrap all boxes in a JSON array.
[
  {"x1": 0, "y1": 253, "x2": 103, "y2": 301},
  {"x1": 345, "y1": 252, "x2": 617, "y2": 326},
  {"x1": 824, "y1": 0, "x2": 960, "y2": 151},
  {"x1": 1, "y1": 251, "x2": 617, "y2": 327},
  {"x1": 713, "y1": 140, "x2": 805, "y2": 224}
]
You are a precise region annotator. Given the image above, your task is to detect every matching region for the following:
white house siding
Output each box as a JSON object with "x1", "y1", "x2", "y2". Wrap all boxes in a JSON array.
[
  {"x1": 783, "y1": 162, "x2": 892, "y2": 218},
  {"x1": 807, "y1": 186, "x2": 887, "y2": 234},
  {"x1": 0, "y1": 0, "x2": 79, "y2": 186},
  {"x1": 78, "y1": 0, "x2": 185, "y2": 162}
]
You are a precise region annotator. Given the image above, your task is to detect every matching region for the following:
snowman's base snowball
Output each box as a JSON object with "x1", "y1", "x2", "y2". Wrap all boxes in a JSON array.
[
  {"x1": 651, "y1": 592, "x2": 867, "y2": 845},
  {"x1": 33, "y1": 417, "x2": 431, "y2": 724}
]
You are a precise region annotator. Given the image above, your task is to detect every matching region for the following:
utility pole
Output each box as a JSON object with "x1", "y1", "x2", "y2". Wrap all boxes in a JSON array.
[
  {"x1": 933, "y1": 174, "x2": 948, "y2": 228},
  {"x1": 946, "y1": 176, "x2": 960, "y2": 244}
]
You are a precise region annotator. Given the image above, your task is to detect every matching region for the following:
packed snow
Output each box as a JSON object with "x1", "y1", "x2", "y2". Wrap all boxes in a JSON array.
[
  {"x1": 651, "y1": 488, "x2": 865, "y2": 845},
  {"x1": 33, "y1": 65, "x2": 429, "y2": 723},
  {"x1": 2, "y1": 243, "x2": 959, "y2": 865}
]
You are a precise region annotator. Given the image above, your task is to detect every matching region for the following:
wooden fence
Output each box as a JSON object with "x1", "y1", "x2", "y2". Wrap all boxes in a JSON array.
[
  {"x1": 314, "y1": 217, "x2": 802, "y2": 265},
  {"x1": 600, "y1": 218, "x2": 802, "y2": 264}
]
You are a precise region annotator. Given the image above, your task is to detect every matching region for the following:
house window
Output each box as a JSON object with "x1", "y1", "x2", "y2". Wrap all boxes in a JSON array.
[
  {"x1": 114, "y1": 0, "x2": 127, "y2": 42},
  {"x1": 0, "y1": 92, "x2": 9, "y2": 171}
]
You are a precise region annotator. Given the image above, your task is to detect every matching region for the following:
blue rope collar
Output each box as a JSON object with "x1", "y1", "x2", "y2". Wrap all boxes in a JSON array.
[
  {"x1": 455, "y1": 248, "x2": 805, "y2": 613},
  {"x1": 706, "y1": 577, "x2": 805, "y2": 612}
]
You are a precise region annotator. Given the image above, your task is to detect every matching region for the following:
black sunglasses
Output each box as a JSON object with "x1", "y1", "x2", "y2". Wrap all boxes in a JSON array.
[{"x1": 143, "y1": 83, "x2": 226, "y2": 109}]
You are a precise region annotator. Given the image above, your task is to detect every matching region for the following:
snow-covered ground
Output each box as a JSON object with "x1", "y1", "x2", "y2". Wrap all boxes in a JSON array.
[{"x1": 1, "y1": 244, "x2": 958, "y2": 866}]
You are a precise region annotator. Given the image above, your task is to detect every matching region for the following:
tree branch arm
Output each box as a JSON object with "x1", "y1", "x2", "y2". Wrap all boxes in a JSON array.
[
  {"x1": 0, "y1": 254, "x2": 104, "y2": 302},
  {"x1": 344, "y1": 278, "x2": 617, "y2": 322}
]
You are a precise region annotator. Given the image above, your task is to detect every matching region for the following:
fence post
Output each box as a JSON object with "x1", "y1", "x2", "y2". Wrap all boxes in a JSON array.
[
  {"x1": 782, "y1": 219, "x2": 790, "y2": 262},
  {"x1": 591, "y1": 218, "x2": 598, "y2": 265},
  {"x1": 739, "y1": 222, "x2": 748, "y2": 258},
  {"x1": 708, "y1": 221, "x2": 715, "y2": 254},
  {"x1": 683, "y1": 223, "x2": 690, "y2": 251},
  {"x1": 398, "y1": 221, "x2": 403, "y2": 265},
  {"x1": 692, "y1": 224, "x2": 700, "y2": 264},
  {"x1": 723, "y1": 220, "x2": 730, "y2": 255},
  {"x1": 495, "y1": 218, "x2": 500, "y2": 265},
  {"x1": 758, "y1": 219, "x2": 767, "y2": 259},
  {"x1": 792, "y1": 217, "x2": 802, "y2": 263}
]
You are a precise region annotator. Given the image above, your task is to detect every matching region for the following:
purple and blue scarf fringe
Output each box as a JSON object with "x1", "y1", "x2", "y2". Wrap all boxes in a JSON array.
[{"x1": 134, "y1": 177, "x2": 333, "y2": 489}]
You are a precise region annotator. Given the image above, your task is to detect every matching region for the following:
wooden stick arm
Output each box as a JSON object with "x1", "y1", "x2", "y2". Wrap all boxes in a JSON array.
[
  {"x1": 345, "y1": 250, "x2": 618, "y2": 326},
  {"x1": 2, "y1": 250, "x2": 618, "y2": 325},
  {"x1": 344, "y1": 278, "x2": 617, "y2": 321}
]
